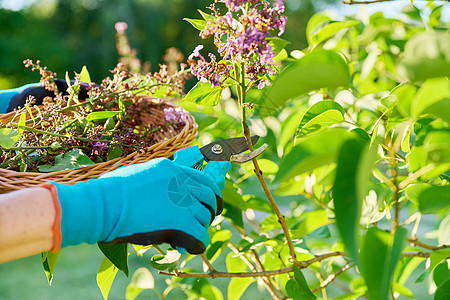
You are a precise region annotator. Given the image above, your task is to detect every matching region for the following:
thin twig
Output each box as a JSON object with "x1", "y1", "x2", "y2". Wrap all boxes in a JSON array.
[
  {"x1": 200, "y1": 253, "x2": 217, "y2": 277},
  {"x1": 311, "y1": 264, "x2": 353, "y2": 293},
  {"x1": 408, "y1": 237, "x2": 450, "y2": 251}
]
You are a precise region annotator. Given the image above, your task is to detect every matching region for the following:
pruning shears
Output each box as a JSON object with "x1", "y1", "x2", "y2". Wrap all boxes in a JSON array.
[
  {"x1": 195, "y1": 136, "x2": 267, "y2": 169},
  {"x1": 186, "y1": 136, "x2": 267, "y2": 216}
]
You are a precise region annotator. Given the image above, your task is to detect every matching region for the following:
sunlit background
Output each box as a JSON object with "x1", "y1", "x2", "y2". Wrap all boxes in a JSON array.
[{"x1": 1, "y1": 0, "x2": 447, "y2": 90}]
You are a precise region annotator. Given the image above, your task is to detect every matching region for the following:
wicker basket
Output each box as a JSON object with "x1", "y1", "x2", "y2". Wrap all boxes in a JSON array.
[{"x1": 0, "y1": 96, "x2": 198, "y2": 193}]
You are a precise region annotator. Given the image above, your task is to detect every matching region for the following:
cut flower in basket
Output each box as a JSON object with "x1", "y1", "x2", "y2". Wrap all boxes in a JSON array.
[{"x1": 0, "y1": 58, "x2": 197, "y2": 191}]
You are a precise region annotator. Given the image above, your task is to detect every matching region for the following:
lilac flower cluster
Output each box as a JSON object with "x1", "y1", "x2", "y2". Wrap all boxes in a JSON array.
[
  {"x1": 188, "y1": 45, "x2": 232, "y2": 88},
  {"x1": 164, "y1": 107, "x2": 188, "y2": 124},
  {"x1": 188, "y1": 0, "x2": 287, "y2": 89}
]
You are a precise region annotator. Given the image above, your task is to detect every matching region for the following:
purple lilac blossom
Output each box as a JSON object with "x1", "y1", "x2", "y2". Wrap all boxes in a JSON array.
[
  {"x1": 164, "y1": 107, "x2": 177, "y2": 122},
  {"x1": 189, "y1": 0, "x2": 287, "y2": 89},
  {"x1": 93, "y1": 141, "x2": 108, "y2": 152},
  {"x1": 223, "y1": 0, "x2": 248, "y2": 11},
  {"x1": 258, "y1": 79, "x2": 271, "y2": 89}
]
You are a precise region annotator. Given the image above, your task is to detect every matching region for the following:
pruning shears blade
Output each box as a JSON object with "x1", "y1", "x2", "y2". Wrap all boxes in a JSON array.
[{"x1": 200, "y1": 136, "x2": 260, "y2": 162}]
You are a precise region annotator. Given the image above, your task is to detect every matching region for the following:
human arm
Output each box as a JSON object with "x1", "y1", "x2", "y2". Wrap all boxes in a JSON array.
[
  {"x1": 0, "y1": 187, "x2": 56, "y2": 263},
  {"x1": 0, "y1": 147, "x2": 231, "y2": 264},
  {"x1": 0, "y1": 79, "x2": 92, "y2": 113}
]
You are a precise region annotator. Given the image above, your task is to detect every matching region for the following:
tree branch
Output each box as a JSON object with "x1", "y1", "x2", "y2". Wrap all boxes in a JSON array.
[
  {"x1": 234, "y1": 64, "x2": 297, "y2": 263},
  {"x1": 159, "y1": 251, "x2": 346, "y2": 278},
  {"x1": 342, "y1": 0, "x2": 395, "y2": 4}
]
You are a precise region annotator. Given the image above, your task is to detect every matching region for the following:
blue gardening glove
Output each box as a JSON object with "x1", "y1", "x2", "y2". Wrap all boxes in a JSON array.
[
  {"x1": 0, "y1": 79, "x2": 92, "y2": 113},
  {"x1": 44, "y1": 146, "x2": 231, "y2": 254}
]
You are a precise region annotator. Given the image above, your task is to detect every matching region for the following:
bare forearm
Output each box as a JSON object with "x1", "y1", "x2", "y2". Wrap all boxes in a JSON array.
[{"x1": 0, "y1": 187, "x2": 56, "y2": 263}]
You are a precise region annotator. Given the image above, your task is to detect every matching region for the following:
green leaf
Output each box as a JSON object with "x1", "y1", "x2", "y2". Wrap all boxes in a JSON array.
[
  {"x1": 207, "y1": 229, "x2": 232, "y2": 262},
  {"x1": 18, "y1": 112, "x2": 26, "y2": 133},
  {"x1": 267, "y1": 37, "x2": 290, "y2": 55},
  {"x1": 125, "y1": 268, "x2": 155, "y2": 300},
  {"x1": 438, "y1": 215, "x2": 450, "y2": 246},
  {"x1": 86, "y1": 111, "x2": 120, "y2": 122},
  {"x1": 434, "y1": 278, "x2": 450, "y2": 300},
  {"x1": 221, "y1": 179, "x2": 246, "y2": 210},
  {"x1": 65, "y1": 71, "x2": 71, "y2": 88},
  {"x1": 183, "y1": 81, "x2": 223, "y2": 107},
  {"x1": 149, "y1": 249, "x2": 181, "y2": 272},
  {"x1": 228, "y1": 278, "x2": 253, "y2": 300},
  {"x1": 411, "y1": 78, "x2": 450, "y2": 124},
  {"x1": 398, "y1": 32, "x2": 450, "y2": 82},
  {"x1": 424, "y1": 131, "x2": 450, "y2": 164},
  {"x1": 80, "y1": 66, "x2": 91, "y2": 83},
  {"x1": 360, "y1": 227, "x2": 408, "y2": 300},
  {"x1": 107, "y1": 145, "x2": 123, "y2": 161},
  {"x1": 98, "y1": 242, "x2": 129, "y2": 277},
  {"x1": 333, "y1": 138, "x2": 377, "y2": 260},
  {"x1": 223, "y1": 202, "x2": 244, "y2": 228},
  {"x1": 97, "y1": 257, "x2": 119, "y2": 300},
  {"x1": 398, "y1": 257, "x2": 426, "y2": 285},
  {"x1": 183, "y1": 18, "x2": 207, "y2": 31},
  {"x1": 104, "y1": 117, "x2": 115, "y2": 131},
  {"x1": 387, "y1": 83, "x2": 417, "y2": 118},
  {"x1": 296, "y1": 100, "x2": 345, "y2": 138},
  {"x1": 38, "y1": 149, "x2": 95, "y2": 172},
  {"x1": 306, "y1": 13, "x2": 331, "y2": 45},
  {"x1": 226, "y1": 251, "x2": 248, "y2": 273},
  {"x1": 41, "y1": 250, "x2": 60, "y2": 285},
  {"x1": 262, "y1": 50, "x2": 350, "y2": 110},
  {"x1": 433, "y1": 261, "x2": 450, "y2": 288},
  {"x1": 310, "y1": 20, "x2": 359, "y2": 45},
  {"x1": 0, "y1": 128, "x2": 20, "y2": 149},
  {"x1": 430, "y1": 249, "x2": 450, "y2": 273},
  {"x1": 189, "y1": 111, "x2": 218, "y2": 131},
  {"x1": 285, "y1": 268, "x2": 316, "y2": 300},
  {"x1": 406, "y1": 184, "x2": 450, "y2": 214},
  {"x1": 275, "y1": 128, "x2": 350, "y2": 184},
  {"x1": 392, "y1": 282, "x2": 413, "y2": 298},
  {"x1": 197, "y1": 9, "x2": 216, "y2": 22},
  {"x1": 291, "y1": 210, "x2": 332, "y2": 239}
]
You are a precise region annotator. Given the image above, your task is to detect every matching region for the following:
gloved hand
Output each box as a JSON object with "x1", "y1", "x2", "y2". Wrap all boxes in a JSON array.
[
  {"x1": 41, "y1": 146, "x2": 231, "y2": 254},
  {"x1": 0, "y1": 79, "x2": 92, "y2": 114}
]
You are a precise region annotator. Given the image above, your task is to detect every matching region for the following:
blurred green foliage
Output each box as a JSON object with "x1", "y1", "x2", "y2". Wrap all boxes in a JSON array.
[{"x1": 0, "y1": 0, "x2": 332, "y2": 89}]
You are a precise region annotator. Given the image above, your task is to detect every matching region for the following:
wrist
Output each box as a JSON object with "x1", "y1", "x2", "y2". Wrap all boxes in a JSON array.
[
  {"x1": 45, "y1": 180, "x2": 114, "y2": 248},
  {"x1": 40, "y1": 184, "x2": 62, "y2": 252}
]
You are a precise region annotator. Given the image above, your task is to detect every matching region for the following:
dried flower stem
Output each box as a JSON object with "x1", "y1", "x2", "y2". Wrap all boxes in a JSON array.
[{"x1": 234, "y1": 64, "x2": 297, "y2": 264}]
